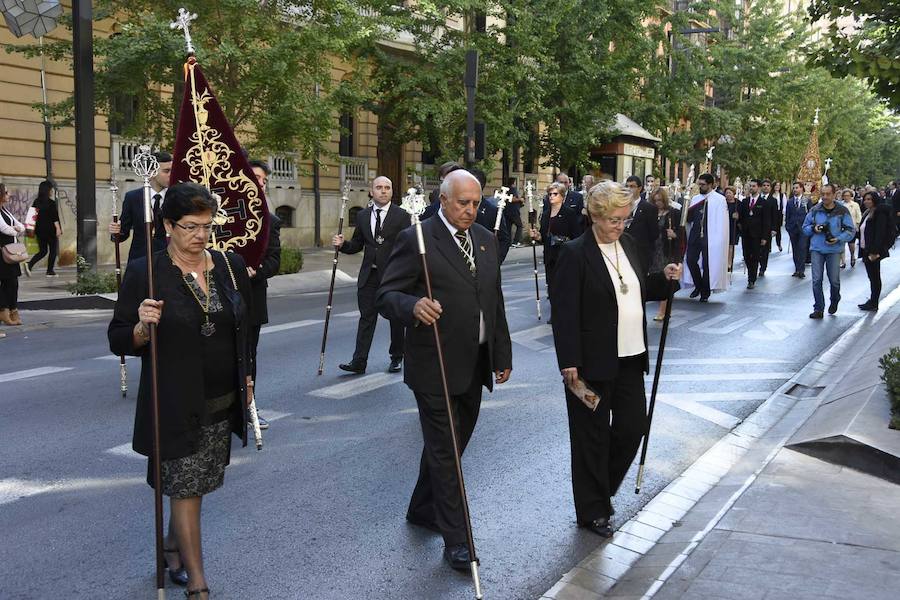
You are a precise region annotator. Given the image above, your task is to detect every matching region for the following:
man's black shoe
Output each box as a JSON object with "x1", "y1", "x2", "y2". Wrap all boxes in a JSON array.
[
  {"x1": 406, "y1": 512, "x2": 440, "y2": 534},
  {"x1": 798, "y1": 272, "x2": 806, "y2": 279},
  {"x1": 809, "y1": 311, "x2": 824, "y2": 319},
  {"x1": 580, "y1": 517, "x2": 614, "y2": 538},
  {"x1": 758, "y1": 271, "x2": 765, "y2": 277},
  {"x1": 791, "y1": 272, "x2": 800, "y2": 278},
  {"x1": 388, "y1": 357, "x2": 403, "y2": 373},
  {"x1": 338, "y1": 362, "x2": 366, "y2": 374},
  {"x1": 858, "y1": 302, "x2": 878, "y2": 312},
  {"x1": 699, "y1": 296, "x2": 709, "y2": 303},
  {"x1": 689, "y1": 289, "x2": 701, "y2": 299},
  {"x1": 443, "y1": 543, "x2": 475, "y2": 571},
  {"x1": 828, "y1": 300, "x2": 839, "y2": 315},
  {"x1": 747, "y1": 281, "x2": 755, "y2": 289}
]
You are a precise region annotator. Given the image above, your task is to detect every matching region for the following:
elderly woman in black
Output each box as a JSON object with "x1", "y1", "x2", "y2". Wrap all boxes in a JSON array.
[
  {"x1": 108, "y1": 183, "x2": 252, "y2": 599},
  {"x1": 857, "y1": 191, "x2": 894, "y2": 311},
  {"x1": 530, "y1": 182, "x2": 584, "y2": 293},
  {"x1": 550, "y1": 180, "x2": 681, "y2": 538}
]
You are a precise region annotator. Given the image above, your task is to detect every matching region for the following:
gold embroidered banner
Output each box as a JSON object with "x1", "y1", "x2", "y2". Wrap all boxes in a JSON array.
[{"x1": 171, "y1": 57, "x2": 270, "y2": 267}]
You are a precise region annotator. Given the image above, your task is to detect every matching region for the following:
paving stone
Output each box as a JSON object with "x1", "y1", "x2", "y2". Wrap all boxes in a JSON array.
[
  {"x1": 617, "y1": 519, "x2": 667, "y2": 543},
  {"x1": 559, "y1": 566, "x2": 617, "y2": 596},
  {"x1": 543, "y1": 579, "x2": 604, "y2": 600}
]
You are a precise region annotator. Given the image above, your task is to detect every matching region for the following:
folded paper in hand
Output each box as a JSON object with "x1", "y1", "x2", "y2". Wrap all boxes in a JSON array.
[{"x1": 566, "y1": 377, "x2": 601, "y2": 411}]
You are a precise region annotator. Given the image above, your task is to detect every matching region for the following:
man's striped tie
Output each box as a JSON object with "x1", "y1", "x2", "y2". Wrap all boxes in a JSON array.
[{"x1": 454, "y1": 230, "x2": 477, "y2": 277}]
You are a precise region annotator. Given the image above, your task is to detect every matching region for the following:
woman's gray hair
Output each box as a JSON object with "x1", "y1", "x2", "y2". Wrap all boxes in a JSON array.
[
  {"x1": 586, "y1": 180, "x2": 632, "y2": 219},
  {"x1": 546, "y1": 182, "x2": 567, "y2": 197}
]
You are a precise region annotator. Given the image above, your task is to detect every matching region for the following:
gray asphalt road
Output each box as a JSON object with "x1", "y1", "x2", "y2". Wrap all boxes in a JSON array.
[{"x1": 1, "y1": 244, "x2": 897, "y2": 600}]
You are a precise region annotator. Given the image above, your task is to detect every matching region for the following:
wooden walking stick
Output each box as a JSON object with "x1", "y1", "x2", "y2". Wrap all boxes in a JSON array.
[
  {"x1": 525, "y1": 181, "x2": 541, "y2": 320},
  {"x1": 635, "y1": 190, "x2": 689, "y2": 494},
  {"x1": 401, "y1": 187, "x2": 483, "y2": 598},
  {"x1": 132, "y1": 146, "x2": 166, "y2": 599},
  {"x1": 318, "y1": 181, "x2": 350, "y2": 375},
  {"x1": 110, "y1": 180, "x2": 127, "y2": 397}
]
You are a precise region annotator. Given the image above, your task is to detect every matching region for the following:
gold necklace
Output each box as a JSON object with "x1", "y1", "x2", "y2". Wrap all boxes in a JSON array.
[
  {"x1": 178, "y1": 252, "x2": 215, "y2": 337},
  {"x1": 599, "y1": 241, "x2": 629, "y2": 295}
]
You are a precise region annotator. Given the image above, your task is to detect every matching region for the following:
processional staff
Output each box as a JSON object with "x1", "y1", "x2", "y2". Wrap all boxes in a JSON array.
[
  {"x1": 401, "y1": 186, "x2": 484, "y2": 599},
  {"x1": 110, "y1": 180, "x2": 127, "y2": 397},
  {"x1": 318, "y1": 181, "x2": 351, "y2": 375},
  {"x1": 132, "y1": 146, "x2": 166, "y2": 600},
  {"x1": 525, "y1": 181, "x2": 541, "y2": 320},
  {"x1": 492, "y1": 186, "x2": 513, "y2": 236}
]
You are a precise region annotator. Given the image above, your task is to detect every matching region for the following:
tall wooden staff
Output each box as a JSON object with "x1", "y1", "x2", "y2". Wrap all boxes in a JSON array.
[
  {"x1": 635, "y1": 173, "x2": 691, "y2": 494},
  {"x1": 110, "y1": 180, "x2": 127, "y2": 397},
  {"x1": 402, "y1": 187, "x2": 483, "y2": 599},
  {"x1": 318, "y1": 181, "x2": 350, "y2": 375},
  {"x1": 132, "y1": 146, "x2": 166, "y2": 599},
  {"x1": 525, "y1": 181, "x2": 541, "y2": 320}
]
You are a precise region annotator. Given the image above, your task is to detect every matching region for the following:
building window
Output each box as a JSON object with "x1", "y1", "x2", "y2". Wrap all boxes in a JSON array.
[
  {"x1": 339, "y1": 112, "x2": 355, "y2": 157},
  {"x1": 348, "y1": 205, "x2": 364, "y2": 225},
  {"x1": 108, "y1": 94, "x2": 138, "y2": 136},
  {"x1": 275, "y1": 205, "x2": 294, "y2": 228},
  {"x1": 269, "y1": 155, "x2": 297, "y2": 183},
  {"x1": 523, "y1": 128, "x2": 539, "y2": 174}
]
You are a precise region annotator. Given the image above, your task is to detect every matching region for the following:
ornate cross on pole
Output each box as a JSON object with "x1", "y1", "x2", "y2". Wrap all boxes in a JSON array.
[
  {"x1": 814, "y1": 107, "x2": 820, "y2": 126},
  {"x1": 493, "y1": 186, "x2": 512, "y2": 234},
  {"x1": 170, "y1": 7, "x2": 198, "y2": 55},
  {"x1": 706, "y1": 146, "x2": 715, "y2": 161}
]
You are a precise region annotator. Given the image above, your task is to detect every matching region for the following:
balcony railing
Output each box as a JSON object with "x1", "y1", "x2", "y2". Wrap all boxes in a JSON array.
[
  {"x1": 340, "y1": 157, "x2": 369, "y2": 189},
  {"x1": 111, "y1": 137, "x2": 158, "y2": 176},
  {"x1": 269, "y1": 154, "x2": 298, "y2": 184}
]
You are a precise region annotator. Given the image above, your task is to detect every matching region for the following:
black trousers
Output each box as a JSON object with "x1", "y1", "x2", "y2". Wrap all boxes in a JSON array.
[
  {"x1": 353, "y1": 269, "x2": 404, "y2": 364},
  {"x1": 565, "y1": 355, "x2": 647, "y2": 523},
  {"x1": 686, "y1": 237, "x2": 710, "y2": 297},
  {"x1": 759, "y1": 233, "x2": 772, "y2": 272},
  {"x1": 742, "y1": 235, "x2": 763, "y2": 282},
  {"x1": 249, "y1": 322, "x2": 262, "y2": 381},
  {"x1": 788, "y1": 232, "x2": 807, "y2": 274},
  {"x1": 508, "y1": 209, "x2": 524, "y2": 245},
  {"x1": 408, "y1": 346, "x2": 487, "y2": 545},
  {"x1": 0, "y1": 276, "x2": 18, "y2": 309},
  {"x1": 28, "y1": 233, "x2": 58, "y2": 274},
  {"x1": 773, "y1": 225, "x2": 782, "y2": 249},
  {"x1": 863, "y1": 256, "x2": 882, "y2": 306}
]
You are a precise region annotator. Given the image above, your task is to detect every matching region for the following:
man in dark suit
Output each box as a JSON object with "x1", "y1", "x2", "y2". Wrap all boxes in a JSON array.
[
  {"x1": 623, "y1": 175, "x2": 660, "y2": 271},
  {"x1": 246, "y1": 160, "x2": 282, "y2": 430},
  {"x1": 891, "y1": 180, "x2": 900, "y2": 235},
  {"x1": 108, "y1": 151, "x2": 173, "y2": 263},
  {"x1": 334, "y1": 176, "x2": 411, "y2": 374},
  {"x1": 784, "y1": 181, "x2": 808, "y2": 279},
  {"x1": 469, "y1": 168, "x2": 511, "y2": 263},
  {"x1": 376, "y1": 169, "x2": 512, "y2": 571},
  {"x1": 758, "y1": 179, "x2": 779, "y2": 275},
  {"x1": 738, "y1": 179, "x2": 771, "y2": 289}
]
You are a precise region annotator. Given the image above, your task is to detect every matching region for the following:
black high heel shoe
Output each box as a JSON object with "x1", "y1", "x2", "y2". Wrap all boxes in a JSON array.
[
  {"x1": 185, "y1": 588, "x2": 210, "y2": 598},
  {"x1": 164, "y1": 548, "x2": 189, "y2": 586}
]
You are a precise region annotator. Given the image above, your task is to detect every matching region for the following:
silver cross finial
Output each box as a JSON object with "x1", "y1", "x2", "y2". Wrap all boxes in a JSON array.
[
  {"x1": 706, "y1": 146, "x2": 715, "y2": 161},
  {"x1": 814, "y1": 107, "x2": 820, "y2": 126},
  {"x1": 494, "y1": 186, "x2": 513, "y2": 207},
  {"x1": 824, "y1": 157, "x2": 832, "y2": 172},
  {"x1": 170, "y1": 8, "x2": 199, "y2": 55}
]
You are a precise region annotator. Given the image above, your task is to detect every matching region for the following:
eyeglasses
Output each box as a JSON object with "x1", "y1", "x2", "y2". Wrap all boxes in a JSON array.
[
  {"x1": 604, "y1": 217, "x2": 634, "y2": 227},
  {"x1": 548, "y1": 191, "x2": 560, "y2": 196},
  {"x1": 173, "y1": 221, "x2": 215, "y2": 234}
]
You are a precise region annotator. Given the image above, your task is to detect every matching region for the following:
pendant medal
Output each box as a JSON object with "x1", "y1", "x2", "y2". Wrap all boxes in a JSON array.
[
  {"x1": 619, "y1": 281, "x2": 629, "y2": 295},
  {"x1": 749, "y1": 209, "x2": 753, "y2": 217},
  {"x1": 375, "y1": 235, "x2": 385, "y2": 245},
  {"x1": 200, "y1": 320, "x2": 216, "y2": 337}
]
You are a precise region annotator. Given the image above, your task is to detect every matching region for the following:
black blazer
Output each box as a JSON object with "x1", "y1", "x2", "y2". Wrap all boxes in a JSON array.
[
  {"x1": 539, "y1": 204, "x2": 584, "y2": 264},
  {"x1": 476, "y1": 198, "x2": 511, "y2": 263},
  {"x1": 859, "y1": 204, "x2": 894, "y2": 259},
  {"x1": 765, "y1": 194, "x2": 783, "y2": 230},
  {"x1": 738, "y1": 196, "x2": 771, "y2": 240},
  {"x1": 376, "y1": 218, "x2": 513, "y2": 396},
  {"x1": 625, "y1": 199, "x2": 660, "y2": 270},
  {"x1": 116, "y1": 188, "x2": 168, "y2": 263},
  {"x1": 340, "y1": 203, "x2": 412, "y2": 287},
  {"x1": 108, "y1": 250, "x2": 252, "y2": 460},
  {"x1": 550, "y1": 231, "x2": 674, "y2": 381},
  {"x1": 249, "y1": 213, "x2": 281, "y2": 325}
]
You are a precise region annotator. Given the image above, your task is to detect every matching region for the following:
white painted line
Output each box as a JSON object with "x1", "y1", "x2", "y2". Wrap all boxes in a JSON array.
[
  {"x1": 257, "y1": 410, "x2": 290, "y2": 422},
  {"x1": 0, "y1": 476, "x2": 145, "y2": 506},
  {"x1": 105, "y1": 442, "x2": 139, "y2": 459},
  {"x1": 655, "y1": 392, "x2": 770, "y2": 403},
  {"x1": 260, "y1": 319, "x2": 322, "y2": 335},
  {"x1": 658, "y1": 358, "x2": 791, "y2": 366},
  {"x1": 690, "y1": 314, "x2": 756, "y2": 335},
  {"x1": 335, "y1": 310, "x2": 360, "y2": 318},
  {"x1": 647, "y1": 372, "x2": 793, "y2": 382},
  {"x1": 93, "y1": 355, "x2": 138, "y2": 361},
  {"x1": 0, "y1": 366, "x2": 73, "y2": 383},
  {"x1": 308, "y1": 372, "x2": 402, "y2": 399},
  {"x1": 510, "y1": 323, "x2": 553, "y2": 351},
  {"x1": 505, "y1": 295, "x2": 539, "y2": 306},
  {"x1": 659, "y1": 396, "x2": 740, "y2": 429}
]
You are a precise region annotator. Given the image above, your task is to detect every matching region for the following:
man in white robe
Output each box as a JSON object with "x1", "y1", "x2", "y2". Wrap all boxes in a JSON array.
[{"x1": 681, "y1": 173, "x2": 730, "y2": 300}]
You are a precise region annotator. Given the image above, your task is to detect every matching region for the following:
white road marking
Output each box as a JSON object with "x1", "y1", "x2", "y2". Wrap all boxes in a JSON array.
[
  {"x1": 0, "y1": 476, "x2": 144, "y2": 506},
  {"x1": 256, "y1": 410, "x2": 291, "y2": 422},
  {"x1": 0, "y1": 366, "x2": 73, "y2": 383},
  {"x1": 308, "y1": 372, "x2": 402, "y2": 399},
  {"x1": 658, "y1": 397, "x2": 741, "y2": 429},
  {"x1": 743, "y1": 320, "x2": 804, "y2": 341},
  {"x1": 92, "y1": 355, "x2": 138, "y2": 361},
  {"x1": 510, "y1": 324, "x2": 554, "y2": 351},
  {"x1": 655, "y1": 392, "x2": 770, "y2": 403},
  {"x1": 690, "y1": 314, "x2": 756, "y2": 335},
  {"x1": 657, "y1": 358, "x2": 791, "y2": 366},
  {"x1": 105, "y1": 443, "x2": 140, "y2": 459},
  {"x1": 336, "y1": 310, "x2": 360, "y2": 318},
  {"x1": 505, "y1": 295, "x2": 540, "y2": 306},
  {"x1": 648, "y1": 372, "x2": 793, "y2": 382},
  {"x1": 260, "y1": 319, "x2": 322, "y2": 335}
]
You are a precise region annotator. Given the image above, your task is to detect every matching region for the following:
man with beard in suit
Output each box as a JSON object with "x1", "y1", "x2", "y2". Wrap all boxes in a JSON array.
[
  {"x1": 623, "y1": 175, "x2": 660, "y2": 272},
  {"x1": 333, "y1": 176, "x2": 411, "y2": 374},
  {"x1": 376, "y1": 169, "x2": 512, "y2": 571}
]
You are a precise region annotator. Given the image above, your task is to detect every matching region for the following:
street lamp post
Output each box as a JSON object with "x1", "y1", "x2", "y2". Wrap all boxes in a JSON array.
[{"x1": 72, "y1": 0, "x2": 97, "y2": 267}]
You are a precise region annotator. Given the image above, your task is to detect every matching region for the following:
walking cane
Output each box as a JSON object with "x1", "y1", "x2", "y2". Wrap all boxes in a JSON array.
[
  {"x1": 317, "y1": 181, "x2": 350, "y2": 375},
  {"x1": 525, "y1": 181, "x2": 541, "y2": 320},
  {"x1": 404, "y1": 188, "x2": 483, "y2": 599},
  {"x1": 635, "y1": 196, "x2": 689, "y2": 494},
  {"x1": 132, "y1": 146, "x2": 166, "y2": 599},
  {"x1": 110, "y1": 181, "x2": 127, "y2": 397}
]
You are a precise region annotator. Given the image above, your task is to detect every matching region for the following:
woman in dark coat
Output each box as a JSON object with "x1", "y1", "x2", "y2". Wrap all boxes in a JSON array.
[
  {"x1": 108, "y1": 183, "x2": 252, "y2": 599},
  {"x1": 857, "y1": 191, "x2": 894, "y2": 311},
  {"x1": 550, "y1": 180, "x2": 681, "y2": 538},
  {"x1": 25, "y1": 180, "x2": 61, "y2": 277},
  {"x1": 530, "y1": 182, "x2": 584, "y2": 294}
]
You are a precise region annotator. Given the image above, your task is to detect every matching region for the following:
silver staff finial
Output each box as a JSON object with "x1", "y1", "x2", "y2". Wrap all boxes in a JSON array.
[
  {"x1": 170, "y1": 8, "x2": 198, "y2": 55},
  {"x1": 814, "y1": 107, "x2": 820, "y2": 126},
  {"x1": 132, "y1": 145, "x2": 159, "y2": 180},
  {"x1": 706, "y1": 146, "x2": 715, "y2": 162}
]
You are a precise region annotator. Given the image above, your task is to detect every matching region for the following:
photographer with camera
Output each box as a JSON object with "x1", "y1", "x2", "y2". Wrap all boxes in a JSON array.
[{"x1": 802, "y1": 183, "x2": 857, "y2": 319}]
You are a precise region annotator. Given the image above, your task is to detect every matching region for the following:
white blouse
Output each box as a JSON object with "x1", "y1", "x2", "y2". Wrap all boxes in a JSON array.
[
  {"x1": 0, "y1": 207, "x2": 25, "y2": 237},
  {"x1": 598, "y1": 241, "x2": 646, "y2": 358}
]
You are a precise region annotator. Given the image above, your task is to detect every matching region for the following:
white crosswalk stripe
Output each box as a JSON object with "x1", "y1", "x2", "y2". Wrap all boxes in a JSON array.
[
  {"x1": 0, "y1": 366, "x2": 73, "y2": 383},
  {"x1": 308, "y1": 372, "x2": 402, "y2": 399}
]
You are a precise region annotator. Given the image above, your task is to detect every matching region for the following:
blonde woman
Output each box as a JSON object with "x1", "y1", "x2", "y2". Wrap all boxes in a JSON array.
[
  {"x1": 550, "y1": 180, "x2": 681, "y2": 538},
  {"x1": 840, "y1": 189, "x2": 862, "y2": 268}
]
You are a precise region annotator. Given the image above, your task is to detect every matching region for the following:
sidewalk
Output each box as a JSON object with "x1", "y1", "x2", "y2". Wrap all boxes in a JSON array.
[{"x1": 542, "y1": 289, "x2": 900, "y2": 600}]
